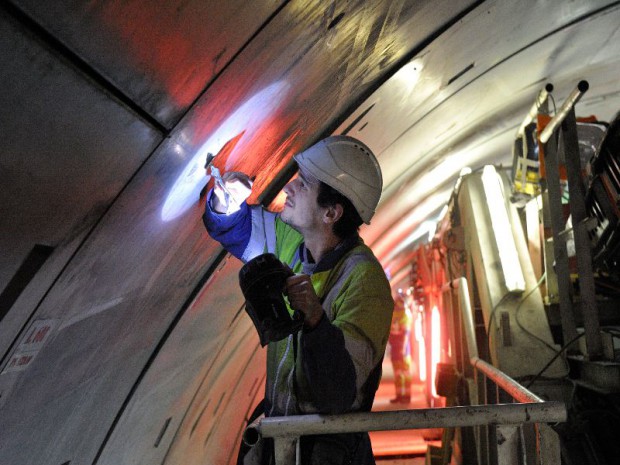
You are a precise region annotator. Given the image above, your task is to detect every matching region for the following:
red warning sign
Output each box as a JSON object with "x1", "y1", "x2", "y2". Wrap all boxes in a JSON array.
[{"x1": 1, "y1": 319, "x2": 56, "y2": 374}]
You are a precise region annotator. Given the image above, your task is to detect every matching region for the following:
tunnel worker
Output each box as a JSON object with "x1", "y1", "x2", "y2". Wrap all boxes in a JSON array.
[
  {"x1": 388, "y1": 291, "x2": 413, "y2": 404},
  {"x1": 203, "y1": 135, "x2": 394, "y2": 465}
]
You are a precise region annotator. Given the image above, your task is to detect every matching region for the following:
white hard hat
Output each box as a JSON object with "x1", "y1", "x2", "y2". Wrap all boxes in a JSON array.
[{"x1": 294, "y1": 135, "x2": 383, "y2": 224}]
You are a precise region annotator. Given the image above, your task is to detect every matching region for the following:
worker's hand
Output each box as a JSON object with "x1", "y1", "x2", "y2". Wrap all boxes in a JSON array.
[
  {"x1": 285, "y1": 274, "x2": 324, "y2": 330},
  {"x1": 211, "y1": 171, "x2": 253, "y2": 214}
]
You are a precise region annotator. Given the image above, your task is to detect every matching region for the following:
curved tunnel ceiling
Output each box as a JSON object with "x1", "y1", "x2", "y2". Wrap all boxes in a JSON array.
[
  {"x1": 350, "y1": 0, "x2": 620, "y2": 286},
  {"x1": 1, "y1": 1, "x2": 620, "y2": 464}
]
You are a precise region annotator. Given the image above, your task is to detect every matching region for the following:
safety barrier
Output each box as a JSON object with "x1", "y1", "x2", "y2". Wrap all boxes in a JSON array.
[
  {"x1": 442, "y1": 278, "x2": 566, "y2": 465},
  {"x1": 465, "y1": 355, "x2": 565, "y2": 465},
  {"x1": 244, "y1": 277, "x2": 566, "y2": 464}
]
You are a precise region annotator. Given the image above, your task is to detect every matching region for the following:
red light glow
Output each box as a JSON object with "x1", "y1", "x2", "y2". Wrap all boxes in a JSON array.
[
  {"x1": 431, "y1": 305, "x2": 440, "y2": 398},
  {"x1": 414, "y1": 312, "x2": 426, "y2": 382}
]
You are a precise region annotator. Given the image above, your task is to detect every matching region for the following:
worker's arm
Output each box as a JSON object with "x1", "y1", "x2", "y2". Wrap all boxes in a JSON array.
[
  {"x1": 286, "y1": 273, "x2": 356, "y2": 413},
  {"x1": 203, "y1": 191, "x2": 253, "y2": 260},
  {"x1": 288, "y1": 263, "x2": 393, "y2": 414},
  {"x1": 301, "y1": 315, "x2": 357, "y2": 413},
  {"x1": 204, "y1": 169, "x2": 284, "y2": 263},
  {"x1": 203, "y1": 171, "x2": 267, "y2": 261}
]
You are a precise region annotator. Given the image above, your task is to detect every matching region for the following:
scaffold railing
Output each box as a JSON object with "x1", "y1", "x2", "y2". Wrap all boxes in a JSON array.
[{"x1": 244, "y1": 277, "x2": 566, "y2": 465}]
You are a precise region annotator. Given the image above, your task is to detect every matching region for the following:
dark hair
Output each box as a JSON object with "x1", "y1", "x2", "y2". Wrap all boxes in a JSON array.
[{"x1": 317, "y1": 182, "x2": 363, "y2": 238}]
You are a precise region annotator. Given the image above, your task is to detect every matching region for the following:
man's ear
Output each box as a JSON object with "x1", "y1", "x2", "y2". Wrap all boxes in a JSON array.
[{"x1": 323, "y1": 203, "x2": 344, "y2": 225}]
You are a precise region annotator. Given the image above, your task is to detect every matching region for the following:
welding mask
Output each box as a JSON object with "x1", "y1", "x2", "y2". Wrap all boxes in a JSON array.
[{"x1": 239, "y1": 253, "x2": 304, "y2": 346}]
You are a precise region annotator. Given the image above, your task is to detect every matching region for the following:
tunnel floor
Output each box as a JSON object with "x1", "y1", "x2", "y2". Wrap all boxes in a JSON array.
[{"x1": 370, "y1": 358, "x2": 440, "y2": 463}]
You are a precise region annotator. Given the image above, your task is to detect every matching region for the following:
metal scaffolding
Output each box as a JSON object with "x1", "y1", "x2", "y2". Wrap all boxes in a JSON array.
[{"x1": 244, "y1": 277, "x2": 566, "y2": 465}]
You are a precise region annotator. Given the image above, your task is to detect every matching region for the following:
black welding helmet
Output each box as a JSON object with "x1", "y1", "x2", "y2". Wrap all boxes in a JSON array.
[{"x1": 238, "y1": 253, "x2": 304, "y2": 346}]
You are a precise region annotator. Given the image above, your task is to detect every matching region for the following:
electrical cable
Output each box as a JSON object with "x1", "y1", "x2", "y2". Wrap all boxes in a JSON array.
[
  {"x1": 514, "y1": 272, "x2": 560, "y2": 355},
  {"x1": 487, "y1": 272, "x2": 574, "y2": 382},
  {"x1": 524, "y1": 332, "x2": 585, "y2": 389},
  {"x1": 486, "y1": 272, "x2": 560, "y2": 357},
  {"x1": 549, "y1": 94, "x2": 557, "y2": 114}
]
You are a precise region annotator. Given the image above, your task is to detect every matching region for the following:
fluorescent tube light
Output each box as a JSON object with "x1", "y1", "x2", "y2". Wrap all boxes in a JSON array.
[{"x1": 481, "y1": 166, "x2": 526, "y2": 293}]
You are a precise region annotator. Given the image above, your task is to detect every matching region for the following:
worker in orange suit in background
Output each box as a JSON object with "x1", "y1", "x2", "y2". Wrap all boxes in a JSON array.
[{"x1": 388, "y1": 291, "x2": 413, "y2": 404}]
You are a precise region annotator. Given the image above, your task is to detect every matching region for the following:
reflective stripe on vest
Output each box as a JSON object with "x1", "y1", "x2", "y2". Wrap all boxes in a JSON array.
[{"x1": 241, "y1": 208, "x2": 278, "y2": 262}]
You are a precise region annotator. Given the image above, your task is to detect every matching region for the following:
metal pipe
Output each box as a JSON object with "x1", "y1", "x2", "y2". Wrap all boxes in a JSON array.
[
  {"x1": 471, "y1": 357, "x2": 543, "y2": 403},
  {"x1": 562, "y1": 109, "x2": 603, "y2": 359},
  {"x1": 442, "y1": 278, "x2": 479, "y2": 360},
  {"x1": 539, "y1": 80, "x2": 589, "y2": 143},
  {"x1": 243, "y1": 414, "x2": 264, "y2": 446},
  {"x1": 542, "y1": 127, "x2": 580, "y2": 348},
  {"x1": 253, "y1": 402, "x2": 566, "y2": 439},
  {"x1": 516, "y1": 83, "x2": 554, "y2": 138}
]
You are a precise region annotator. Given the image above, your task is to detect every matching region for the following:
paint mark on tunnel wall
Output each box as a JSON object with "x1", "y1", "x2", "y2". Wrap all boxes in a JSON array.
[{"x1": 161, "y1": 81, "x2": 290, "y2": 221}]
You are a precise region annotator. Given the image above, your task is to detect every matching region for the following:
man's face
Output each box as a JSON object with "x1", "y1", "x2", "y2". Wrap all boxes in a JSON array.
[{"x1": 280, "y1": 168, "x2": 324, "y2": 233}]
